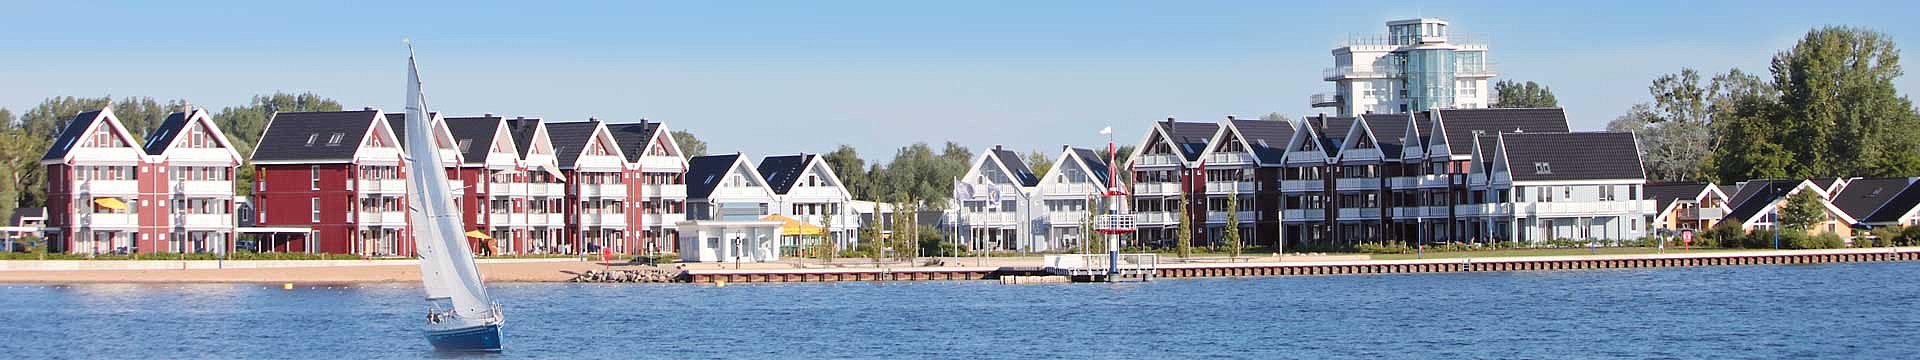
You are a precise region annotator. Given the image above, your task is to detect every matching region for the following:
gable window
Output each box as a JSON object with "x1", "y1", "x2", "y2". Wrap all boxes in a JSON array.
[
  {"x1": 311, "y1": 198, "x2": 321, "y2": 223},
  {"x1": 310, "y1": 166, "x2": 321, "y2": 190}
]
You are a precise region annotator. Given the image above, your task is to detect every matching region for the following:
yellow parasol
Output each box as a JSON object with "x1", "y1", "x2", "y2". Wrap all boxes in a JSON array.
[
  {"x1": 463, "y1": 230, "x2": 493, "y2": 239},
  {"x1": 93, "y1": 197, "x2": 128, "y2": 210},
  {"x1": 761, "y1": 215, "x2": 824, "y2": 236}
]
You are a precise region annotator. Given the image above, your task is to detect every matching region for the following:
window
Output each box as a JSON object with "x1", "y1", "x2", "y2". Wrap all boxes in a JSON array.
[
  {"x1": 326, "y1": 133, "x2": 345, "y2": 146},
  {"x1": 1533, "y1": 162, "x2": 1552, "y2": 174},
  {"x1": 311, "y1": 166, "x2": 321, "y2": 190},
  {"x1": 306, "y1": 134, "x2": 318, "y2": 146},
  {"x1": 311, "y1": 198, "x2": 321, "y2": 223}
]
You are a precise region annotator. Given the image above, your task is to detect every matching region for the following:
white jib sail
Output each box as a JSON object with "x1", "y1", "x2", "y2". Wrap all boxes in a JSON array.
[{"x1": 405, "y1": 45, "x2": 494, "y2": 318}]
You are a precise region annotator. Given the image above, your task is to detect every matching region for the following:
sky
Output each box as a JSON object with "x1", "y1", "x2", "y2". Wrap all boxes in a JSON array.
[{"x1": 2, "y1": 0, "x2": 1915, "y2": 162}]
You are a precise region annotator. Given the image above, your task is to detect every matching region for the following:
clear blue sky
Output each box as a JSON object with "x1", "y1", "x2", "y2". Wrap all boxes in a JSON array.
[{"x1": 2, "y1": 0, "x2": 1914, "y2": 161}]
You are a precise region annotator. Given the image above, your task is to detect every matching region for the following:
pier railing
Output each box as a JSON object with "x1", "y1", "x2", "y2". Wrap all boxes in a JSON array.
[{"x1": 1044, "y1": 253, "x2": 1158, "y2": 279}]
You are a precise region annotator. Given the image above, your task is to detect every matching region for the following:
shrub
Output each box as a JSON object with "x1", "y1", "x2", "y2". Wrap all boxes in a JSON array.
[
  {"x1": 1354, "y1": 242, "x2": 1410, "y2": 254},
  {"x1": 1901, "y1": 226, "x2": 1920, "y2": 246},
  {"x1": 1702, "y1": 222, "x2": 1747, "y2": 248}
]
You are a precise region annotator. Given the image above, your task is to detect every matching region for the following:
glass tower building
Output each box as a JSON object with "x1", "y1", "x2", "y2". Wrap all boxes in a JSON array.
[{"x1": 1312, "y1": 18, "x2": 1495, "y2": 116}]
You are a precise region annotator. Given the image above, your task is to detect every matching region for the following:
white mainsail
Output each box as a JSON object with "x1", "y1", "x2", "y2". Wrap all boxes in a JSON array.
[{"x1": 404, "y1": 44, "x2": 493, "y2": 317}]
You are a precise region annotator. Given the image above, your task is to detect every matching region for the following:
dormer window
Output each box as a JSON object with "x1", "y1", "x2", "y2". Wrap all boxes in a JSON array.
[{"x1": 1533, "y1": 162, "x2": 1552, "y2": 174}]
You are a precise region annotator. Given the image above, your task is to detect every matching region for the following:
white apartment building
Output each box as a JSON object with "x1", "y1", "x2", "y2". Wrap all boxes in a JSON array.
[{"x1": 1313, "y1": 18, "x2": 1496, "y2": 116}]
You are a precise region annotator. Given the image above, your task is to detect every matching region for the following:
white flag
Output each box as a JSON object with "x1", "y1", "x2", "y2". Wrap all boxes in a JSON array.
[{"x1": 1099, "y1": 126, "x2": 1113, "y2": 135}]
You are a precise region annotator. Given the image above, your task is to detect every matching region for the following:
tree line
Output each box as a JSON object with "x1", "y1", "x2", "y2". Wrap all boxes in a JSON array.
[{"x1": 1610, "y1": 26, "x2": 1920, "y2": 183}]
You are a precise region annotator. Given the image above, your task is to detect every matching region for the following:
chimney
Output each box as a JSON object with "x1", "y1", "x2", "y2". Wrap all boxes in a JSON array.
[
  {"x1": 1226, "y1": 115, "x2": 1236, "y2": 121},
  {"x1": 994, "y1": 144, "x2": 1003, "y2": 151},
  {"x1": 1164, "y1": 117, "x2": 1176, "y2": 132},
  {"x1": 589, "y1": 117, "x2": 598, "y2": 122},
  {"x1": 364, "y1": 107, "x2": 375, "y2": 111},
  {"x1": 483, "y1": 113, "x2": 494, "y2": 118}
]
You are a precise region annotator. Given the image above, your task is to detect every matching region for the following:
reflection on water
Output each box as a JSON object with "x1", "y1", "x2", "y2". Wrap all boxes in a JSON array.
[{"x1": 5, "y1": 262, "x2": 1920, "y2": 359}]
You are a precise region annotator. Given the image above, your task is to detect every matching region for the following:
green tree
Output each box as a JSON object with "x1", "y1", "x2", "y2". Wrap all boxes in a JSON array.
[
  {"x1": 1492, "y1": 80, "x2": 1559, "y2": 108},
  {"x1": 1772, "y1": 26, "x2": 1920, "y2": 178},
  {"x1": 822, "y1": 145, "x2": 867, "y2": 199},
  {"x1": 1780, "y1": 190, "x2": 1826, "y2": 231},
  {"x1": 859, "y1": 220, "x2": 885, "y2": 263},
  {"x1": 814, "y1": 208, "x2": 836, "y2": 262},
  {"x1": 890, "y1": 199, "x2": 917, "y2": 261},
  {"x1": 212, "y1": 92, "x2": 343, "y2": 195},
  {"x1": 1024, "y1": 150, "x2": 1052, "y2": 178},
  {"x1": 15, "y1": 96, "x2": 116, "y2": 209},
  {"x1": 1223, "y1": 193, "x2": 1242, "y2": 261},
  {"x1": 1175, "y1": 192, "x2": 1192, "y2": 258},
  {"x1": 670, "y1": 130, "x2": 706, "y2": 159}
]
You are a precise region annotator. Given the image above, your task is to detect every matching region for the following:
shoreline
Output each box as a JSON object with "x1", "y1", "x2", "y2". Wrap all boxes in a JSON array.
[{"x1": 2, "y1": 247, "x2": 1914, "y2": 284}]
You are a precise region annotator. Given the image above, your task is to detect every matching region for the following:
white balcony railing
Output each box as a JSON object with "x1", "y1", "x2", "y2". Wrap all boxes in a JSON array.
[
  {"x1": 578, "y1": 212, "x2": 628, "y2": 227},
  {"x1": 1310, "y1": 93, "x2": 1342, "y2": 107},
  {"x1": 578, "y1": 184, "x2": 627, "y2": 198},
  {"x1": 1134, "y1": 211, "x2": 1174, "y2": 225},
  {"x1": 358, "y1": 179, "x2": 407, "y2": 193},
  {"x1": 1204, "y1": 181, "x2": 1256, "y2": 194},
  {"x1": 176, "y1": 213, "x2": 233, "y2": 228},
  {"x1": 1132, "y1": 154, "x2": 1183, "y2": 167},
  {"x1": 174, "y1": 180, "x2": 233, "y2": 195},
  {"x1": 642, "y1": 184, "x2": 688, "y2": 199},
  {"x1": 1336, "y1": 208, "x2": 1382, "y2": 220},
  {"x1": 81, "y1": 213, "x2": 137, "y2": 227},
  {"x1": 1335, "y1": 178, "x2": 1381, "y2": 190},
  {"x1": 79, "y1": 180, "x2": 138, "y2": 196},
  {"x1": 358, "y1": 211, "x2": 407, "y2": 225},
  {"x1": 1046, "y1": 212, "x2": 1090, "y2": 225},
  {"x1": 1207, "y1": 152, "x2": 1255, "y2": 165},
  {"x1": 1282, "y1": 209, "x2": 1324, "y2": 221},
  {"x1": 1133, "y1": 182, "x2": 1181, "y2": 196},
  {"x1": 1280, "y1": 180, "x2": 1324, "y2": 193},
  {"x1": 1323, "y1": 65, "x2": 1402, "y2": 80},
  {"x1": 1205, "y1": 211, "x2": 1258, "y2": 223}
]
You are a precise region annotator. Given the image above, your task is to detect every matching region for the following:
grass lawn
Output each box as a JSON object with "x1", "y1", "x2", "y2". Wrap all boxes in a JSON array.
[{"x1": 1369, "y1": 247, "x2": 1755, "y2": 260}]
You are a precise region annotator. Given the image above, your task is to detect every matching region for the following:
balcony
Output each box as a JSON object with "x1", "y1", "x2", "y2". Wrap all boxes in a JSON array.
[
  {"x1": 173, "y1": 180, "x2": 232, "y2": 195},
  {"x1": 358, "y1": 179, "x2": 406, "y2": 193},
  {"x1": 1134, "y1": 211, "x2": 1174, "y2": 225},
  {"x1": 488, "y1": 213, "x2": 517, "y2": 227},
  {"x1": 1417, "y1": 174, "x2": 1451, "y2": 188},
  {"x1": 1039, "y1": 183, "x2": 1100, "y2": 197},
  {"x1": 1456, "y1": 62, "x2": 1499, "y2": 77},
  {"x1": 643, "y1": 184, "x2": 687, "y2": 199},
  {"x1": 1205, "y1": 181, "x2": 1256, "y2": 194},
  {"x1": 645, "y1": 213, "x2": 687, "y2": 227},
  {"x1": 1513, "y1": 200, "x2": 1653, "y2": 217},
  {"x1": 1046, "y1": 211, "x2": 1091, "y2": 225},
  {"x1": 1133, "y1": 182, "x2": 1181, "y2": 196},
  {"x1": 358, "y1": 211, "x2": 407, "y2": 225},
  {"x1": 1337, "y1": 208, "x2": 1382, "y2": 220},
  {"x1": 1207, "y1": 152, "x2": 1255, "y2": 165},
  {"x1": 80, "y1": 213, "x2": 137, "y2": 228},
  {"x1": 1280, "y1": 179, "x2": 1323, "y2": 193},
  {"x1": 578, "y1": 212, "x2": 627, "y2": 227},
  {"x1": 962, "y1": 212, "x2": 1017, "y2": 226},
  {"x1": 1132, "y1": 154, "x2": 1183, "y2": 167},
  {"x1": 1283, "y1": 209, "x2": 1324, "y2": 221},
  {"x1": 78, "y1": 180, "x2": 138, "y2": 196},
  {"x1": 1323, "y1": 65, "x2": 1402, "y2": 81},
  {"x1": 1679, "y1": 207, "x2": 1725, "y2": 221},
  {"x1": 1205, "y1": 211, "x2": 1258, "y2": 223},
  {"x1": 578, "y1": 184, "x2": 627, "y2": 198},
  {"x1": 176, "y1": 213, "x2": 233, "y2": 228},
  {"x1": 1455, "y1": 203, "x2": 1513, "y2": 217},
  {"x1": 1310, "y1": 93, "x2": 1342, "y2": 108},
  {"x1": 1335, "y1": 177, "x2": 1382, "y2": 190}
]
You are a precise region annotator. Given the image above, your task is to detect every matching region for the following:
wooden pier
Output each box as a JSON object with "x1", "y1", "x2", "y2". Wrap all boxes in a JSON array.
[{"x1": 677, "y1": 248, "x2": 1920, "y2": 284}]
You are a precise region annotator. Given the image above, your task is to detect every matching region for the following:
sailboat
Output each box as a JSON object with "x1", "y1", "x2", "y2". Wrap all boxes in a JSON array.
[{"x1": 404, "y1": 42, "x2": 505, "y2": 352}]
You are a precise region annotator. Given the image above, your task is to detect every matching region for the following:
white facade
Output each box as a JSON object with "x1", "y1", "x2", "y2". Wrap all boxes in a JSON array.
[
  {"x1": 676, "y1": 220, "x2": 782, "y2": 263},
  {"x1": 1314, "y1": 18, "x2": 1495, "y2": 116},
  {"x1": 1032, "y1": 147, "x2": 1113, "y2": 252},
  {"x1": 953, "y1": 147, "x2": 1041, "y2": 252},
  {"x1": 764, "y1": 155, "x2": 859, "y2": 249}
]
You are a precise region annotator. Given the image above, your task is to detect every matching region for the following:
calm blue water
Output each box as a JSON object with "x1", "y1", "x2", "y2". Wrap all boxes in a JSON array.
[{"x1": 5, "y1": 262, "x2": 1920, "y2": 359}]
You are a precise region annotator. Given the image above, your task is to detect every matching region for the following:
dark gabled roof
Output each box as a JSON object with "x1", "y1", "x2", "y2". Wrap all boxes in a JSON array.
[
  {"x1": 1499, "y1": 132, "x2": 1644, "y2": 182},
  {"x1": 1474, "y1": 134, "x2": 1498, "y2": 174},
  {"x1": 604, "y1": 120, "x2": 664, "y2": 163},
  {"x1": 42, "y1": 110, "x2": 105, "y2": 161},
  {"x1": 381, "y1": 112, "x2": 440, "y2": 152},
  {"x1": 9, "y1": 207, "x2": 45, "y2": 225},
  {"x1": 443, "y1": 116, "x2": 505, "y2": 164},
  {"x1": 249, "y1": 110, "x2": 380, "y2": 163},
  {"x1": 1831, "y1": 178, "x2": 1916, "y2": 223},
  {"x1": 1303, "y1": 115, "x2": 1355, "y2": 156},
  {"x1": 542, "y1": 121, "x2": 601, "y2": 168},
  {"x1": 141, "y1": 112, "x2": 191, "y2": 155},
  {"x1": 504, "y1": 118, "x2": 542, "y2": 158},
  {"x1": 686, "y1": 154, "x2": 743, "y2": 199},
  {"x1": 1069, "y1": 147, "x2": 1112, "y2": 187},
  {"x1": 992, "y1": 148, "x2": 1040, "y2": 187},
  {"x1": 1645, "y1": 182, "x2": 1712, "y2": 214},
  {"x1": 1867, "y1": 181, "x2": 1920, "y2": 223},
  {"x1": 756, "y1": 154, "x2": 814, "y2": 195},
  {"x1": 1157, "y1": 121, "x2": 1219, "y2": 162},
  {"x1": 1437, "y1": 108, "x2": 1570, "y2": 156},
  {"x1": 1229, "y1": 119, "x2": 1295, "y2": 164},
  {"x1": 1725, "y1": 179, "x2": 1803, "y2": 223},
  {"x1": 1413, "y1": 112, "x2": 1436, "y2": 146}
]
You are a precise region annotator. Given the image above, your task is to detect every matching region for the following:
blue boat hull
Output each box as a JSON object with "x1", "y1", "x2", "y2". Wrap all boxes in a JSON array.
[{"x1": 426, "y1": 323, "x2": 502, "y2": 352}]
